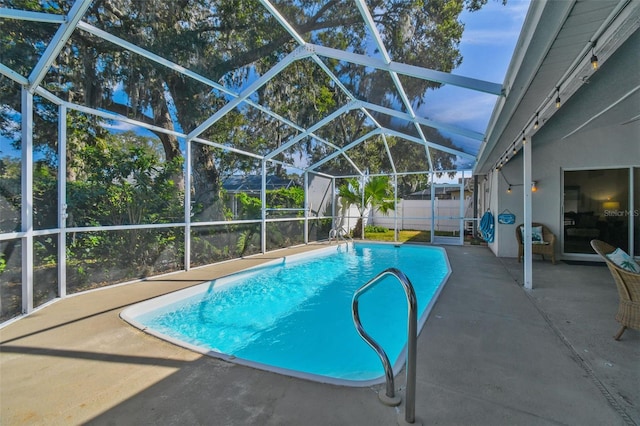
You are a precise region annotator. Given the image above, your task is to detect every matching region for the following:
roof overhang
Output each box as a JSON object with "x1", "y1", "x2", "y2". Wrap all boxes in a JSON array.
[{"x1": 474, "y1": 0, "x2": 640, "y2": 175}]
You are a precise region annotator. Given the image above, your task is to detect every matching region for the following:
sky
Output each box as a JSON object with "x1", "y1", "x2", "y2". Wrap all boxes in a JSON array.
[{"x1": 421, "y1": 0, "x2": 530, "y2": 156}]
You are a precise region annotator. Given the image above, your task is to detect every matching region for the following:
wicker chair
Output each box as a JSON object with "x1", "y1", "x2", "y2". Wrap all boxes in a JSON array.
[
  {"x1": 516, "y1": 223, "x2": 556, "y2": 264},
  {"x1": 590, "y1": 239, "x2": 640, "y2": 340}
]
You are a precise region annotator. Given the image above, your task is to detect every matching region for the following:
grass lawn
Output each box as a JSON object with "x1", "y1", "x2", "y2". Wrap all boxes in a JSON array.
[
  {"x1": 364, "y1": 229, "x2": 486, "y2": 245},
  {"x1": 364, "y1": 230, "x2": 430, "y2": 243}
]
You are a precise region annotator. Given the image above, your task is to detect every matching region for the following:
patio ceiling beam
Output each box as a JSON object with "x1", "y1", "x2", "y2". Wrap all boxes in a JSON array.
[
  {"x1": 308, "y1": 44, "x2": 407, "y2": 175},
  {"x1": 258, "y1": 1, "x2": 374, "y2": 173},
  {"x1": 186, "y1": 47, "x2": 303, "y2": 140},
  {"x1": 57, "y1": 94, "x2": 274, "y2": 168},
  {"x1": 342, "y1": 153, "x2": 365, "y2": 177},
  {"x1": 75, "y1": 22, "x2": 339, "y2": 154},
  {"x1": 14, "y1": 55, "x2": 347, "y2": 172},
  {"x1": 355, "y1": 0, "x2": 433, "y2": 158},
  {"x1": 0, "y1": 8, "x2": 66, "y2": 23},
  {"x1": 260, "y1": 1, "x2": 419, "y2": 176},
  {"x1": 80, "y1": 20, "x2": 343, "y2": 157},
  {"x1": 259, "y1": 2, "x2": 395, "y2": 173},
  {"x1": 0, "y1": 63, "x2": 28, "y2": 85},
  {"x1": 34, "y1": 86, "x2": 66, "y2": 106},
  {"x1": 309, "y1": 148, "x2": 365, "y2": 177},
  {"x1": 31, "y1": 84, "x2": 265, "y2": 163},
  {"x1": 381, "y1": 134, "x2": 397, "y2": 175},
  {"x1": 360, "y1": 101, "x2": 484, "y2": 141},
  {"x1": 307, "y1": 129, "x2": 382, "y2": 171},
  {"x1": 265, "y1": 101, "x2": 358, "y2": 160},
  {"x1": 310, "y1": 56, "x2": 356, "y2": 103},
  {"x1": 258, "y1": 0, "x2": 307, "y2": 45},
  {"x1": 192, "y1": 137, "x2": 265, "y2": 161},
  {"x1": 308, "y1": 44, "x2": 503, "y2": 96},
  {"x1": 308, "y1": 170, "x2": 334, "y2": 180},
  {"x1": 425, "y1": 145, "x2": 434, "y2": 171},
  {"x1": 307, "y1": 55, "x2": 391, "y2": 170},
  {"x1": 259, "y1": 0, "x2": 372, "y2": 174},
  {"x1": 27, "y1": 0, "x2": 92, "y2": 93},
  {"x1": 5, "y1": 69, "x2": 180, "y2": 137},
  {"x1": 54, "y1": 94, "x2": 272, "y2": 162},
  {"x1": 381, "y1": 128, "x2": 475, "y2": 161},
  {"x1": 562, "y1": 84, "x2": 640, "y2": 140},
  {"x1": 76, "y1": 21, "x2": 238, "y2": 98},
  {"x1": 309, "y1": 45, "x2": 461, "y2": 174},
  {"x1": 63, "y1": 100, "x2": 187, "y2": 139}
]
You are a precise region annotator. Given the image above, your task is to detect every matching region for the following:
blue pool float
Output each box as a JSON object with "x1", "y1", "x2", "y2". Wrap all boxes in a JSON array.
[{"x1": 479, "y1": 210, "x2": 494, "y2": 243}]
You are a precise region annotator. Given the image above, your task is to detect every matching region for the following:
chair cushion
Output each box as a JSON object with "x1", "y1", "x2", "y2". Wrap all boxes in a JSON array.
[
  {"x1": 520, "y1": 225, "x2": 544, "y2": 243},
  {"x1": 606, "y1": 248, "x2": 640, "y2": 273}
]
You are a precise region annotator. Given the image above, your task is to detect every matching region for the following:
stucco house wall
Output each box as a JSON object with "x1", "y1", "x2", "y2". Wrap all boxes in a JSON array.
[{"x1": 488, "y1": 30, "x2": 640, "y2": 259}]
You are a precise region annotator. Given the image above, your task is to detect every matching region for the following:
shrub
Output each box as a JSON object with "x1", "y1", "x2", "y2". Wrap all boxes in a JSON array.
[{"x1": 365, "y1": 225, "x2": 389, "y2": 233}]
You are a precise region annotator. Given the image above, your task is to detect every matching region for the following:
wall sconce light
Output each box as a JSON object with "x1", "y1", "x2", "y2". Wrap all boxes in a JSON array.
[{"x1": 531, "y1": 181, "x2": 538, "y2": 192}]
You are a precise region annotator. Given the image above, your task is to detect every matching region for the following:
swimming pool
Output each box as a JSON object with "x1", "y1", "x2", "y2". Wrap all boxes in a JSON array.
[{"x1": 121, "y1": 243, "x2": 450, "y2": 386}]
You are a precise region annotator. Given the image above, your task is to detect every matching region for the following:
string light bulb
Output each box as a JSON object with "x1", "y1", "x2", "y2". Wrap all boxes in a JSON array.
[
  {"x1": 590, "y1": 44, "x2": 598, "y2": 70},
  {"x1": 507, "y1": 185, "x2": 512, "y2": 194},
  {"x1": 534, "y1": 113, "x2": 539, "y2": 130},
  {"x1": 555, "y1": 88, "x2": 561, "y2": 109},
  {"x1": 522, "y1": 132, "x2": 526, "y2": 144}
]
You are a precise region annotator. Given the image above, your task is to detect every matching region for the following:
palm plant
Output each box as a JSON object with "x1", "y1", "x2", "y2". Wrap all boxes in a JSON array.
[{"x1": 337, "y1": 176, "x2": 395, "y2": 239}]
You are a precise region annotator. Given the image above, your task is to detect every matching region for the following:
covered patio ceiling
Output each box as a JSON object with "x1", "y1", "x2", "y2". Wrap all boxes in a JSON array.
[
  {"x1": 476, "y1": 0, "x2": 640, "y2": 174},
  {"x1": 1, "y1": 0, "x2": 511, "y2": 179}
]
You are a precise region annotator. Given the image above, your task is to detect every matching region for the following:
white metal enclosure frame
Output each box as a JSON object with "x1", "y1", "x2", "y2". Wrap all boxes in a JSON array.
[{"x1": 0, "y1": 0, "x2": 504, "y2": 318}]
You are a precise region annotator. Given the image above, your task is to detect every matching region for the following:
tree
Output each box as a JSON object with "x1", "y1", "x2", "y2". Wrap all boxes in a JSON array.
[
  {"x1": 1, "y1": 0, "x2": 502, "y2": 221},
  {"x1": 338, "y1": 175, "x2": 394, "y2": 239}
]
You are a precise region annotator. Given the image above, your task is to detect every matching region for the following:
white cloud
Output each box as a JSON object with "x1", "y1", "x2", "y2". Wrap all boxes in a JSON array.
[
  {"x1": 419, "y1": 90, "x2": 497, "y2": 132},
  {"x1": 462, "y1": 28, "x2": 522, "y2": 46},
  {"x1": 100, "y1": 119, "x2": 137, "y2": 133},
  {"x1": 432, "y1": 94, "x2": 495, "y2": 125},
  {"x1": 460, "y1": 0, "x2": 530, "y2": 46},
  {"x1": 507, "y1": 0, "x2": 533, "y2": 21},
  {"x1": 99, "y1": 119, "x2": 159, "y2": 140}
]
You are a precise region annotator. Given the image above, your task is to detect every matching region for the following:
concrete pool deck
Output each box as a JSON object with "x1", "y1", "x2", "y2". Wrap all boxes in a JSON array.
[{"x1": 1, "y1": 243, "x2": 638, "y2": 425}]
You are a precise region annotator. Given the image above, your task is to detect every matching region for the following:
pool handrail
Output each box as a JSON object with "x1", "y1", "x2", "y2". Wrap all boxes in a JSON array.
[
  {"x1": 352, "y1": 267, "x2": 418, "y2": 424},
  {"x1": 328, "y1": 226, "x2": 352, "y2": 243}
]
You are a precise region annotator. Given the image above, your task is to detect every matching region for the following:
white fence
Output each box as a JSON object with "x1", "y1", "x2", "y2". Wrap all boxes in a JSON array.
[{"x1": 366, "y1": 198, "x2": 474, "y2": 233}]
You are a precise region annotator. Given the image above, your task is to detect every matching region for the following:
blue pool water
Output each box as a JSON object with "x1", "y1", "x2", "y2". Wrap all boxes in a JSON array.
[{"x1": 122, "y1": 243, "x2": 450, "y2": 385}]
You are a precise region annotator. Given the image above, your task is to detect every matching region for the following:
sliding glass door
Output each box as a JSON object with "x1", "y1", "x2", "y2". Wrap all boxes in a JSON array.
[
  {"x1": 563, "y1": 168, "x2": 637, "y2": 256},
  {"x1": 635, "y1": 167, "x2": 639, "y2": 257}
]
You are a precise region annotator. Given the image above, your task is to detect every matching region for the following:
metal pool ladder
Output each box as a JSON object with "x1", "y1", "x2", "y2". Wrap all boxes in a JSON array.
[
  {"x1": 328, "y1": 226, "x2": 352, "y2": 243},
  {"x1": 352, "y1": 267, "x2": 419, "y2": 425}
]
